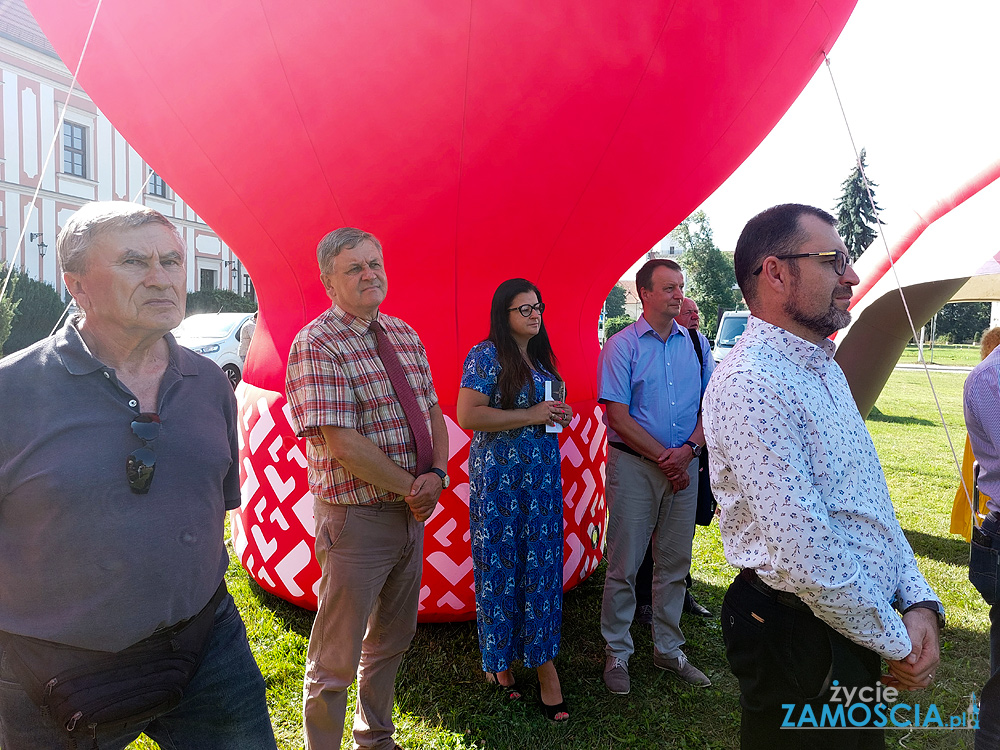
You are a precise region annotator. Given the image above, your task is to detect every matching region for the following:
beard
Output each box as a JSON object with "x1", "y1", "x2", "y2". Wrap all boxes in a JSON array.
[{"x1": 783, "y1": 284, "x2": 853, "y2": 339}]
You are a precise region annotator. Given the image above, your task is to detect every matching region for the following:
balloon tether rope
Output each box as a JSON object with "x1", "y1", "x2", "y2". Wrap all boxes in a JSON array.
[
  {"x1": 1, "y1": 0, "x2": 105, "y2": 318},
  {"x1": 823, "y1": 53, "x2": 975, "y2": 523}
]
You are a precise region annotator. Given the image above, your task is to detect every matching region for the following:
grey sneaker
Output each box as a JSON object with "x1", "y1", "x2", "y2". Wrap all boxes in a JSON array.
[
  {"x1": 603, "y1": 656, "x2": 630, "y2": 695},
  {"x1": 653, "y1": 651, "x2": 711, "y2": 687},
  {"x1": 636, "y1": 604, "x2": 653, "y2": 626}
]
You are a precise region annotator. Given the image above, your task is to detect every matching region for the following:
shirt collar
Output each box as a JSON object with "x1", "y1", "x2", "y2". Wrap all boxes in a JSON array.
[
  {"x1": 329, "y1": 304, "x2": 379, "y2": 337},
  {"x1": 749, "y1": 315, "x2": 836, "y2": 370},
  {"x1": 55, "y1": 316, "x2": 105, "y2": 375},
  {"x1": 55, "y1": 316, "x2": 194, "y2": 377},
  {"x1": 635, "y1": 314, "x2": 681, "y2": 342}
]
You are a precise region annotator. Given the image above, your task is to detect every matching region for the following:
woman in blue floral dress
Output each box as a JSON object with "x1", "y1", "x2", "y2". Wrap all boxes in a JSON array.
[{"x1": 456, "y1": 278, "x2": 572, "y2": 723}]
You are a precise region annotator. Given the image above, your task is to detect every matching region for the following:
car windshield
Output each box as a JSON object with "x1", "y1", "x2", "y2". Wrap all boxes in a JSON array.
[
  {"x1": 716, "y1": 317, "x2": 747, "y2": 347},
  {"x1": 174, "y1": 316, "x2": 241, "y2": 339}
]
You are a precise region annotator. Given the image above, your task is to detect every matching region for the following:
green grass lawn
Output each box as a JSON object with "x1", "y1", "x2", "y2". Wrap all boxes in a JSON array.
[
  {"x1": 900, "y1": 343, "x2": 981, "y2": 367},
  {"x1": 126, "y1": 370, "x2": 987, "y2": 749}
]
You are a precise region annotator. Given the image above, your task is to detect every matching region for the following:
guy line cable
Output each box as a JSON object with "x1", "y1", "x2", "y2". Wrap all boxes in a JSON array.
[
  {"x1": 823, "y1": 52, "x2": 976, "y2": 522},
  {"x1": 1, "y1": 0, "x2": 105, "y2": 328}
]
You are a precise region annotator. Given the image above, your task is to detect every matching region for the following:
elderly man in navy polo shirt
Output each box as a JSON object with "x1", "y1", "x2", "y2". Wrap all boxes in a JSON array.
[
  {"x1": 597, "y1": 258, "x2": 714, "y2": 695},
  {"x1": 0, "y1": 202, "x2": 275, "y2": 749}
]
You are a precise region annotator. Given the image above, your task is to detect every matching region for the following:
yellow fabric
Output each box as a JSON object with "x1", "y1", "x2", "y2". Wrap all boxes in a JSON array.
[{"x1": 951, "y1": 435, "x2": 990, "y2": 541}]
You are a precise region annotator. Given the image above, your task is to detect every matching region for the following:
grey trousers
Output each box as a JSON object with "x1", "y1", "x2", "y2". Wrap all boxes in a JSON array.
[
  {"x1": 303, "y1": 500, "x2": 423, "y2": 750},
  {"x1": 600, "y1": 447, "x2": 698, "y2": 661}
]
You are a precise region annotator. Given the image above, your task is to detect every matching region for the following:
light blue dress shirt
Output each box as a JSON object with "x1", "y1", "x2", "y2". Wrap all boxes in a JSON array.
[
  {"x1": 964, "y1": 345, "x2": 1000, "y2": 513},
  {"x1": 598, "y1": 315, "x2": 713, "y2": 450}
]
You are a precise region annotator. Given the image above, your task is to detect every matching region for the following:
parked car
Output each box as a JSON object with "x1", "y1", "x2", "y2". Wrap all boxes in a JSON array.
[
  {"x1": 172, "y1": 312, "x2": 255, "y2": 388},
  {"x1": 713, "y1": 310, "x2": 749, "y2": 362}
]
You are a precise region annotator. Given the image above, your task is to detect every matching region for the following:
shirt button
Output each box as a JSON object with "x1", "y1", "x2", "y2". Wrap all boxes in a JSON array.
[
  {"x1": 103, "y1": 372, "x2": 110, "y2": 379},
  {"x1": 128, "y1": 399, "x2": 138, "y2": 408}
]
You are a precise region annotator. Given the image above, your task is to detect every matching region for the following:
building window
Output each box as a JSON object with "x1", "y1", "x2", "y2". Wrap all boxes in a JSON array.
[
  {"x1": 148, "y1": 172, "x2": 168, "y2": 198},
  {"x1": 200, "y1": 268, "x2": 217, "y2": 290},
  {"x1": 63, "y1": 122, "x2": 87, "y2": 177}
]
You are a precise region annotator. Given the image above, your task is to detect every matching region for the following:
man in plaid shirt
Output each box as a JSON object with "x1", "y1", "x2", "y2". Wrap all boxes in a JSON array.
[{"x1": 286, "y1": 227, "x2": 449, "y2": 750}]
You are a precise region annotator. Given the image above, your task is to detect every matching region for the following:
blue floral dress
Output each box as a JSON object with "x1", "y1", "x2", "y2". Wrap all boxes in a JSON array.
[{"x1": 461, "y1": 341, "x2": 563, "y2": 672}]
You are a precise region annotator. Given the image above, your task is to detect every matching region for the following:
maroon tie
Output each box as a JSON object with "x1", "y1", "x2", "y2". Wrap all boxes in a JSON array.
[{"x1": 370, "y1": 320, "x2": 433, "y2": 475}]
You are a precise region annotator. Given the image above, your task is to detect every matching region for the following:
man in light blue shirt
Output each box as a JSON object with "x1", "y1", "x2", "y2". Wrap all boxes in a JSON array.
[
  {"x1": 597, "y1": 259, "x2": 714, "y2": 694},
  {"x1": 964, "y1": 348, "x2": 1000, "y2": 748}
]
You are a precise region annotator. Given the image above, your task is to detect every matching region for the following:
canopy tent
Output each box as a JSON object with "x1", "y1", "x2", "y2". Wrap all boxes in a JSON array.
[{"x1": 836, "y1": 158, "x2": 1000, "y2": 417}]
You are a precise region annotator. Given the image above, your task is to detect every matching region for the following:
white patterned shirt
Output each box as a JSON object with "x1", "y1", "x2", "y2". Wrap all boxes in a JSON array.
[{"x1": 703, "y1": 316, "x2": 939, "y2": 659}]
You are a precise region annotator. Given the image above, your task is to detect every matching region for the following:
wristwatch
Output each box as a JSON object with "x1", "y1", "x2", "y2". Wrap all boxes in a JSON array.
[
  {"x1": 682, "y1": 440, "x2": 703, "y2": 457},
  {"x1": 902, "y1": 600, "x2": 946, "y2": 630},
  {"x1": 429, "y1": 467, "x2": 450, "y2": 488}
]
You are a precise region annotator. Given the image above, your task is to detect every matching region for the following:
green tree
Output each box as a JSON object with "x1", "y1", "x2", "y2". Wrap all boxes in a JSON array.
[
  {"x1": 934, "y1": 302, "x2": 990, "y2": 344},
  {"x1": 3, "y1": 268, "x2": 65, "y2": 354},
  {"x1": 0, "y1": 266, "x2": 18, "y2": 356},
  {"x1": 675, "y1": 211, "x2": 740, "y2": 338},
  {"x1": 834, "y1": 148, "x2": 884, "y2": 262},
  {"x1": 185, "y1": 289, "x2": 258, "y2": 315},
  {"x1": 604, "y1": 283, "x2": 627, "y2": 318},
  {"x1": 603, "y1": 315, "x2": 633, "y2": 341}
]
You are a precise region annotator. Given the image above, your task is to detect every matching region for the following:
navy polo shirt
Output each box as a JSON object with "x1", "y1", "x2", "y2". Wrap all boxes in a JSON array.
[{"x1": 0, "y1": 318, "x2": 240, "y2": 650}]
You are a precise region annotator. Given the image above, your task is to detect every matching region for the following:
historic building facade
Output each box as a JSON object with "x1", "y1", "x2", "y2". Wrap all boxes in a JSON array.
[{"x1": 0, "y1": 0, "x2": 251, "y2": 299}]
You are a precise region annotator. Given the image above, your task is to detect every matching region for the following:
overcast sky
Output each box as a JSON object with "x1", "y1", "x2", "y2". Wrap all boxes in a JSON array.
[{"x1": 624, "y1": 0, "x2": 1000, "y2": 279}]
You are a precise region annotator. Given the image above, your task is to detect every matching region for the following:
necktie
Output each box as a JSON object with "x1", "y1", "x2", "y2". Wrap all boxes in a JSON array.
[{"x1": 370, "y1": 320, "x2": 433, "y2": 475}]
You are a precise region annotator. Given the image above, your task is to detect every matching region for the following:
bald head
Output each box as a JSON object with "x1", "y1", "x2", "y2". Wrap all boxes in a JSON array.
[{"x1": 677, "y1": 297, "x2": 700, "y2": 331}]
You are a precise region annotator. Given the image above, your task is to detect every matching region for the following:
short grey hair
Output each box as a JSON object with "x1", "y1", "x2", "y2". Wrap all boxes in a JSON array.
[
  {"x1": 57, "y1": 201, "x2": 182, "y2": 275},
  {"x1": 316, "y1": 227, "x2": 382, "y2": 273}
]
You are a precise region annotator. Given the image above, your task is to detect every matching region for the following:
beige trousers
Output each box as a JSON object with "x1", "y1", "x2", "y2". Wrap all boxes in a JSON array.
[{"x1": 303, "y1": 500, "x2": 423, "y2": 750}]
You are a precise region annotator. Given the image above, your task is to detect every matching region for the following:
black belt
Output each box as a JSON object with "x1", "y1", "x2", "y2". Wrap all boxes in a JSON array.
[
  {"x1": 608, "y1": 441, "x2": 656, "y2": 464},
  {"x1": 739, "y1": 569, "x2": 811, "y2": 613}
]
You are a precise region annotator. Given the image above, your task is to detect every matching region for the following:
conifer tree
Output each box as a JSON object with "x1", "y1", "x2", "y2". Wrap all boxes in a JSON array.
[{"x1": 834, "y1": 148, "x2": 884, "y2": 261}]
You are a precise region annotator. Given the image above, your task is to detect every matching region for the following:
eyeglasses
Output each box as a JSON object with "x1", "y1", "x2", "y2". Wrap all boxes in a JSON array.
[
  {"x1": 127, "y1": 412, "x2": 160, "y2": 494},
  {"x1": 509, "y1": 302, "x2": 546, "y2": 317},
  {"x1": 752, "y1": 251, "x2": 850, "y2": 277}
]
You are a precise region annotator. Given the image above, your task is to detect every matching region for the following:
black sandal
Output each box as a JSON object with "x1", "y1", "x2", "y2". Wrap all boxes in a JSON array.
[
  {"x1": 485, "y1": 672, "x2": 522, "y2": 701},
  {"x1": 541, "y1": 698, "x2": 570, "y2": 724}
]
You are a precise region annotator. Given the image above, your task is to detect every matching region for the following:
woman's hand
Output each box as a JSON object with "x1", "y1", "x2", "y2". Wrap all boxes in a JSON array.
[
  {"x1": 554, "y1": 401, "x2": 573, "y2": 428},
  {"x1": 526, "y1": 400, "x2": 560, "y2": 426}
]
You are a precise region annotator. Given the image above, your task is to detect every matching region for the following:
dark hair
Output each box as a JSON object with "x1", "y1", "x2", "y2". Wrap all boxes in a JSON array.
[
  {"x1": 487, "y1": 278, "x2": 561, "y2": 409},
  {"x1": 734, "y1": 204, "x2": 836, "y2": 303},
  {"x1": 635, "y1": 258, "x2": 682, "y2": 302}
]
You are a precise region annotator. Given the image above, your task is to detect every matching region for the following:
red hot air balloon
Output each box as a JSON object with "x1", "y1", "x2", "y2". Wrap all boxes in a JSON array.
[{"x1": 26, "y1": 0, "x2": 857, "y2": 618}]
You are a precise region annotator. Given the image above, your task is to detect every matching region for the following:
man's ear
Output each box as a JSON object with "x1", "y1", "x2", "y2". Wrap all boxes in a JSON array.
[
  {"x1": 63, "y1": 271, "x2": 89, "y2": 311},
  {"x1": 758, "y1": 257, "x2": 790, "y2": 295},
  {"x1": 320, "y1": 272, "x2": 338, "y2": 303}
]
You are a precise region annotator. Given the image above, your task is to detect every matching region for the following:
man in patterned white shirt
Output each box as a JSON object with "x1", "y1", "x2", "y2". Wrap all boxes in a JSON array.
[{"x1": 703, "y1": 204, "x2": 943, "y2": 749}]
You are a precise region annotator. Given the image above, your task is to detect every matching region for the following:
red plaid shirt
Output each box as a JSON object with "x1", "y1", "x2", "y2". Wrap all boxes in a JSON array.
[{"x1": 285, "y1": 306, "x2": 439, "y2": 505}]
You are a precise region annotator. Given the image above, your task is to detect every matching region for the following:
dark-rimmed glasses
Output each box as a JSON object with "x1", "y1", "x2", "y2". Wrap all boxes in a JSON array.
[
  {"x1": 752, "y1": 251, "x2": 850, "y2": 277},
  {"x1": 509, "y1": 302, "x2": 545, "y2": 317},
  {"x1": 127, "y1": 412, "x2": 161, "y2": 494}
]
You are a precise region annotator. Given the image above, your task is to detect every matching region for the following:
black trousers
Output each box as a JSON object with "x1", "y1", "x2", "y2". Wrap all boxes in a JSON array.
[{"x1": 721, "y1": 572, "x2": 885, "y2": 750}]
